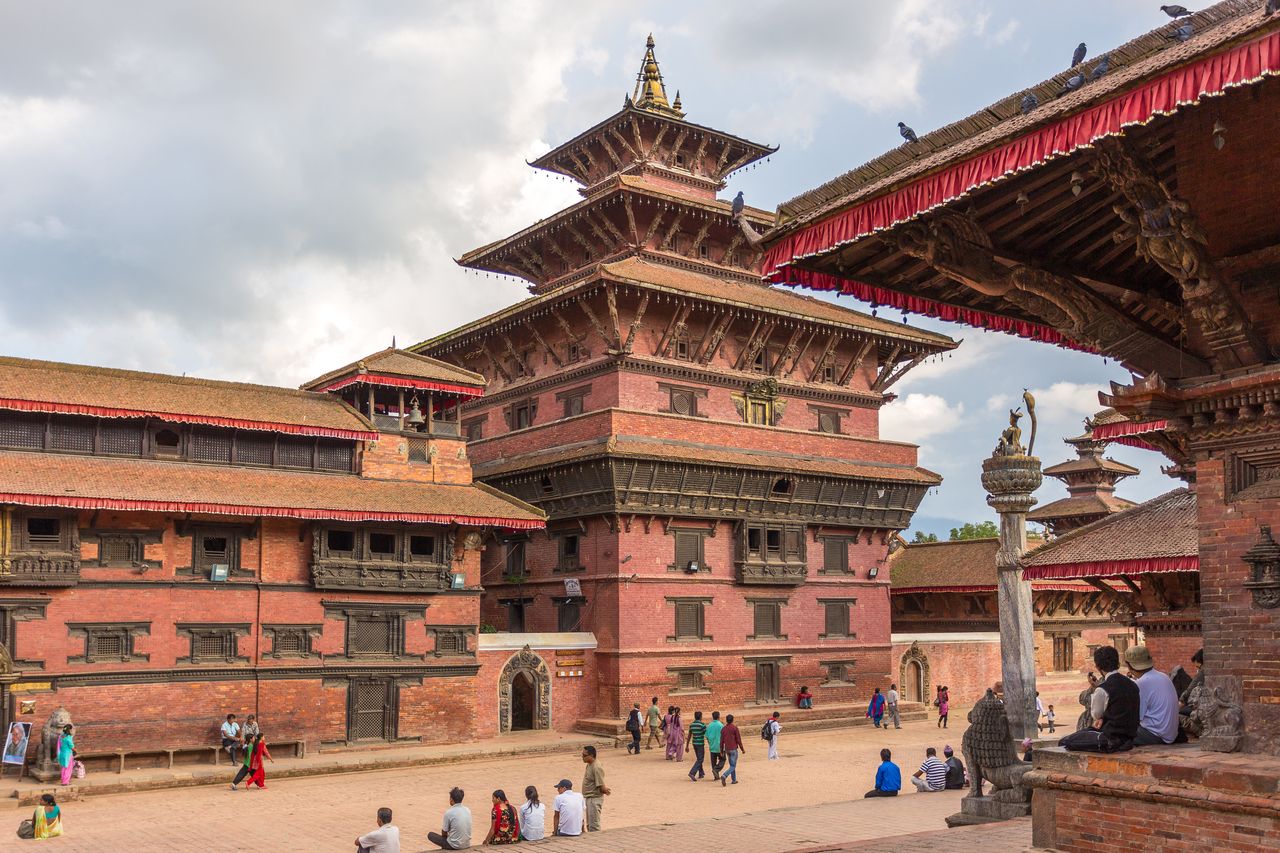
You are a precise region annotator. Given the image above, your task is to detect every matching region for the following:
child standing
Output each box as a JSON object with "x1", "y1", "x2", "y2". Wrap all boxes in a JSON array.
[{"x1": 1046, "y1": 704, "x2": 1056, "y2": 733}]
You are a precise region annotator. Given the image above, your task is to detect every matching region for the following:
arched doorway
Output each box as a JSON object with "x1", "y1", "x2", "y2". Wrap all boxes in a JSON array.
[
  {"x1": 510, "y1": 671, "x2": 536, "y2": 730},
  {"x1": 498, "y1": 645, "x2": 551, "y2": 733},
  {"x1": 899, "y1": 642, "x2": 931, "y2": 704}
]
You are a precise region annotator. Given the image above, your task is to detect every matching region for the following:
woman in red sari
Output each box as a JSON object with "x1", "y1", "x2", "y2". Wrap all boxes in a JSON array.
[
  {"x1": 481, "y1": 789, "x2": 520, "y2": 844},
  {"x1": 245, "y1": 733, "x2": 273, "y2": 789}
]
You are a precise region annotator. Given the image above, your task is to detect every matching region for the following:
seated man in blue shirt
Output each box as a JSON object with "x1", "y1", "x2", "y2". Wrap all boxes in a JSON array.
[{"x1": 863, "y1": 748, "x2": 902, "y2": 798}]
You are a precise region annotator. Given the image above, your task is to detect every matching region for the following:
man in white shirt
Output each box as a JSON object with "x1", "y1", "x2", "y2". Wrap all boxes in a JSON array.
[
  {"x1": 219, "y1": 714, "x2": 241, "y2": 764},
  {"x1": 355, "y1": 807, "x2": 400, "y2": 853},
  {"x1": 910, "y1": 747, "x2": 948, "y2": 792},
  {"x1": 1126, "y1": 645, "x2": 1180, "y2": 745},
  {"x1": 1035, "y1": 692, "x2": 1044, "y2": 730},
  {"x1": 886, "y1": 684, "x2": 901, "y2": 729},
  {"x1": 552, "y1": 779, "x2": 585, "y2": 837},
  {"x1": 427, "y1": 788, "x2": 472, "y2": 850},
  {"x1": 766, "y1": 712, "x2": 782, "y2": 760}
]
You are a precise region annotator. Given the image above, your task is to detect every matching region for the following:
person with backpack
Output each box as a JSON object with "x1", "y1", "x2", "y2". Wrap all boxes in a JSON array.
[
  {"x1": 763, "y1": 711, "x2": 782, "y2": 760},
  {"x1": 624, "y1": 703, "x2": 642, "y2": 755}
]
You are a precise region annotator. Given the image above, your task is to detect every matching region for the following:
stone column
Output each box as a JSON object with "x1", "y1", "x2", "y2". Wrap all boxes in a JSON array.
[{"x1": 982, "y1": 445, "x2": 1042, "y2": 741}]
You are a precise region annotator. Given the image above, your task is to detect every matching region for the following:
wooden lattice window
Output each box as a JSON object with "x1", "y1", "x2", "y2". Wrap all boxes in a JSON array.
[
  {"x1": 0, "y1": 411, "x2": 44, "y2": 449},
  {"x1": 316, "y1": 441, "x2": 353, "y2": 471},
  {"x1": 276, "y1": 436, "x2": 315, "y2": 468},
  {"x1": 670, "y1": 600, "x2": 707, "y2": 641},
  {"x1": 823, "y1": 601, "x2": 851, "y2": 637},
  {"x1": 49, "y1": 420, "x2": 94, "y2": 452},
  {"x1": 177, "y1": 624, "x2": 247, "y2": 664},
  {"x1": 557, "y1": 599, "x2": 583, "y2": 632},
  {"x1": 558, "y1": 534, "x2": 580, "y2": 570},
  {"x1": 191, "y1": 429, "x2": 233, "y2": 463},
  {"x1": 432, "y1": 628, "x2": 470, "y2": 657},
  {"x1": 99, "y1": 421, "x2": 144, "y2": 455},
  {"x1": 824, "y1": 661, "x2": 854, "y2": 684},
  {"x1": 822, "y1": 538, "x2": 850, "y2": 574},
  {"x1": 752, "y1": 601, "x2": 783, "y2": 639},
  {"x1": 816, "y1": 410, "x2": 841, "y2": 434},
  {"x1": 349, "y1": 614, "x2": 397, "y2": 657},
  {"x1": 100, "y1": 536, "x2": 138, "y2": 565},
  {"x1": 236, "y1": 433, "x2": 275, "y2": 465},
  {"x1": 673, "y1": 669, "x2": 706, "y2": 691},
  {"x1": 670, "y1": 388, "x2": 697, "y2": 416},
  {"x1": 671, "y1": 529, "x2": 706, "y2": 571},
  {"x1": 272, "y1": 628, "x2": 308, "y2": 656},
  {"x1": 68, "y1": 622, "x2": 150, "y2": 664}
]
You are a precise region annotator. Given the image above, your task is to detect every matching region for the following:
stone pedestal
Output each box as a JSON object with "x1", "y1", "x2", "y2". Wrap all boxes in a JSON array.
[{"x1": 981, "y1": 451, "x2": 1042, "y2": 742}]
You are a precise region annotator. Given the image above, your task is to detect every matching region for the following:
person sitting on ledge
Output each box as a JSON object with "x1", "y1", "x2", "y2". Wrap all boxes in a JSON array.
[
  {"x1": 1058, "y1": 645, "x2": 1139, "y2": 753},
  {"x1": 796, "y1": 686, "x2": 813, "y2": 709},
  {"x1": 910, "y1": 746, "x2": 947, "y2": 793},
  {"x1": 942, "y1": 745, "x2": 966, "y2": 789},
  {"x1": 1125, "y1": 645, "x2": 1181, "y2": 746},
  {"x1": 863, "y1": 748, "x2": 901, "y2": 797}
]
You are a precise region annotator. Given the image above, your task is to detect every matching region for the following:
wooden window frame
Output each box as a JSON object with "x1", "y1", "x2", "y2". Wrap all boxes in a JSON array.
[
  {"x1": 504, "y1": 539, "x2": 528, "y2": 579},
  {"x1": 555, "y1": 385, "x2": 591, "y2": 420},
  {"x1": 500, "y1": 597, "x2": 533, "y2": 633},
  {"x1": 658, "y1": 382, "x2": 707, "y2": 418},
  {"x1": 504, "y1": 398, "x2": 538, "y2": 431},
  {"x1": 809, "y1": 404, "x2": 850, "y2": 435},
  {"x1": 666, "y1": 596, "x2": 712, "y2": 642},
  {"x1": 365, "y1": 529, "x2": 400, "y2": 562},
  {"x1": 463, "y1": 416, "x2": 485, "y2": 442},
  {"x1": 818, "y1": 598, "x2": 856, "y2": 639},
  {"x1": 175, "y1": 623, "x2": 250, "y2": 665},
  {"x1": 180, "y1": 524, "x2": 251, "y2": 579},
  {"x1": 820, "y1": 659, "x2": 857, "y2": 685},
  {"x1": 553, "y1": 596, "x2": 586, "y2": 633},
  {"x1": 819, "y1": 536, "x2": 853, "y2": 575},
  {"x1": 262, "y1": 624, "x2": 322, "y2": 660},
  {"x1": 67, "y1": 622, "x2": 150, "y2": 664},
  {"x1": 739, "y1": 522, "x2": 806, "y2": 570},
  {"x1": 323, "y1": 602, "x2": 425, "y2": 662},
  {"x1": 668, "y1": 665, "x2": 712, "y2": 695},
  {"x1": 668, "y1": 527, "x2": 711, "y2": 573},
  {"x1": 748, "y1": 598, "x2": 787, "y2": 640},
  {"x1": 556, "y1": 532, "x2": 582, "y2": 572}
]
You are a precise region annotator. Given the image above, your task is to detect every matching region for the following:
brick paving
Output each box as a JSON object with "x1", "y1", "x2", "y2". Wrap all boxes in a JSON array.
[{"x1": 14, "y1": 718, "x2": 985, "y2": 852}]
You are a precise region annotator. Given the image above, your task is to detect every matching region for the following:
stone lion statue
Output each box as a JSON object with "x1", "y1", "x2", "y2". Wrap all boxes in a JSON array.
[{"x1": 961, "y1": 689, "x2": 1031, "y2": 802}]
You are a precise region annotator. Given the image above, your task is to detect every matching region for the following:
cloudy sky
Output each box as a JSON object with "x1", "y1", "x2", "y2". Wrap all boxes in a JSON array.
[{"x1": 0, "y1": 1, "x2": 1182, "y2": 535}]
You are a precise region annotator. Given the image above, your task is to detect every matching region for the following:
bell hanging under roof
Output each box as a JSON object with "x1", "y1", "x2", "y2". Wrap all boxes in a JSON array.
[{"x1": 406, "y1": 396, "x2": 426, "y2": 426}]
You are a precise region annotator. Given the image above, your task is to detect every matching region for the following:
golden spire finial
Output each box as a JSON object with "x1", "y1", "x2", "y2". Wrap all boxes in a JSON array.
[{"x1": 631, "y1": 34, "x2": 685, "y2": 118}]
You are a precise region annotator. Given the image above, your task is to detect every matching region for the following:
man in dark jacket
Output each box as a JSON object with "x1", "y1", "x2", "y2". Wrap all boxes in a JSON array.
[
  {"x1": 1058, "y1": 646, "x2": 1140, "y2": 752},
  {"x1": 942, "y1": 744, "x2": 965, "y2": 789}
]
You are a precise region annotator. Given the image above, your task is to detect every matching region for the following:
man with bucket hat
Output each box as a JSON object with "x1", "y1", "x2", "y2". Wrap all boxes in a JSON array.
[{"x1": 1125, "y1": 645, "x2": 1180, "y2": 745}]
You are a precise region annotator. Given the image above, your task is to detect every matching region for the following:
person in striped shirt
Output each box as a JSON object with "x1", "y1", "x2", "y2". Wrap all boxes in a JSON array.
[
  {"x1": 910, "y1": 747, "x2": 948, "y2": 792},
  {"x1": 685, "y1": 711, "x2": 707, "y2": 781}
]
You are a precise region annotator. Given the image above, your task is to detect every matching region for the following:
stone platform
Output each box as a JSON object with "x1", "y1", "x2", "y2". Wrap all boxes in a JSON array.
[{"x1": 1026, "y1": 744, "x2": 1280, "y2": 851}]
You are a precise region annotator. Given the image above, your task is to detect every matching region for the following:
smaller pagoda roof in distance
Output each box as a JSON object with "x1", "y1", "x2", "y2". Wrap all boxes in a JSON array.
[
  {"x1": 1023, "y1": 488, "x2": 1198, "y2": 580},
  {"x1": 1029, "y1": 493, "x2": 1136, "y2": 523},
  {"x1": 1041, "y1": 456, "x2": 1140, "y2": 478},
  {"x1": 302, "y1": 347, "x2": 486, "y2": 398},
  {"x1": 888, "y1": 536, "x2": 1090, "y2": 594},
  {"x1": 0, "y1": 355, "x2": 377, "y2": 441}
]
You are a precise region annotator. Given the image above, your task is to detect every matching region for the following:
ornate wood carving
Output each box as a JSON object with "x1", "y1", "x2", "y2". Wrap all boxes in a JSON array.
[
  {"x1": 550, "y1": 307, "x2": 583, "y2": 346},
  {"x1": 544, "y1": 238, "x2": 574, "y2": 271},
  {"x1": 660, "y1": 212, "x2": 686, "y2": 251},
  {"x1": 690, "y1": 135, "x2": 710, "y2": 174},
  {"x1": 605, "y1": 286, "x2": 623, "y2": 350},
  {"x1": 1093, "y1": 137, "x2": 1263, "y2": 370},
  {"x1": 876, "y1": 353, "x2": 927, "y2": 392},
  {"x1": 623, "y1": 292, "x2": 650, "y2": 354},
  {"x1": 497, "y1": 646, "x2": 551, "y2": 733},
  {"x1": 642, "y1": 210, "x2": 666, "y2": 249},
  {"x1": 563, "y1": 223, "x2": 594, "y2": 256},
  {"x1": 697, "y1": 312, "x2": 729, "y2": 364},
  {"x1": 688, "y1": 222, "x2": 711, "y2": 259},
  {"x1": 480, "y1": 344, "x2": 513, "y2": 384},
  {"x1": 665, "y1": 128, "x2": 689, "y2": 166},
  {"x1": 775, "y1": 327, "x2": 804, "y2": 377},
  {"x1": 610, "y1": 126, "x2": 639, "y2": 159},
  {"x1": 598, "y1": 134, "x2": 623, "y2": 168},
  {"x1": 733, "y1": 318, "x2": 765, "y2": 370},
  {"x1": 524, "y1": 322, "x2": 564, "y2": 368},
  {"x1": 647, "y1": 124, "x2": 669, "y2": 159},
  {"x1": 869, "y1": 345, "x2": 903, "y2": 392},
  {"x1": 657, "y1": 303, "x2": 691, "y2": 357},
  {"x1": 622, "y1": 195, "x2": 639, "y2": 242},
  {"x1": 840, "y1": 339, "x2": 874, "y2": 387},
  {"x1": 630, "y1": 119, "x2": 645, "y2": 161},
  {"x1": 787, "y1": 330, "x2": 817, "y2": 378},
  {"x1": 721, "y1": 232, "x2": 745, "y2": 266},
  {"x1": 714, "y1": 139, "x2": 733, "y2": 176},
  {"x1": 578, "y1": 299, "x2": 614, "y2": 351},
  {"x1": 808, "y1": 335, "x2": 840, "y2": 383}
]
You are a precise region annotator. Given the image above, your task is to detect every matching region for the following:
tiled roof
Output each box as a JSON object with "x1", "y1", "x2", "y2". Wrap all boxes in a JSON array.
[
  {"x1": 772, "y1": 1, "x2": 1265, "y2": 227},
  {"x1": 600, "y1": 258, "x2": 957, "y2": 349},
  {"x1": 889, "y1": 538, "x2": 1001, "y2": 591},
  {"x1": 474, "y1": 433, "x2": 942, "y2": 485},
  {"x1": 0, "y1": 356, "x2": 375, "y2": 440},
  {"x1": 1023, "y1": 488, "x2": 1198, "y2": 577},
  {"x1": 0, "y1": 451, "x2": 544, "y2": 529},
  {"x1": 1041, "y1": 457, "x2": 1140, "y2": 477},
  {"x1": 614, "y1": 175, "x2": 775, "y2": 221},
  {"x1": 302, "y1": 348, "x2": 485, "y2": 393},
  {"x1": 1028, "y1": 494, "x2": 1136, "y2": 522}
]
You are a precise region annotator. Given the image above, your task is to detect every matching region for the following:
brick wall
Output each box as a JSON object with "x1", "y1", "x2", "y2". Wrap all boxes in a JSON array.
[{"x1": 891, "y1": 637, "x2": 1002, "y2": 707}]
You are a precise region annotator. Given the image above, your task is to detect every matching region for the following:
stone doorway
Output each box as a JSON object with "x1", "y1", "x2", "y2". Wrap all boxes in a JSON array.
[
  {"x1": 899, "y1": 642, "x2": 930, "y2": 704},
  {"x1": 498, "y1": 646, "x2": 551, "y2": 733}
]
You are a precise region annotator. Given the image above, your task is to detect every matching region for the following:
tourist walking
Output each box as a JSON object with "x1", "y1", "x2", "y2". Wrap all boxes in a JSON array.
[
  {"x1": 1046, "y1": 704, "x2": 1057, "y2": 733},
  {"x1": 719, "y1": 713, "x2": 744, "y2": 785},
  {"x1": 581, "y1": 745, "x2": 610, "y2": 832},
  {"x1": 56, "y1": 724, "x2": 75, "y2": 786},
  {"x1": 866, "y1": 687, "x2": 886, "y2": 728},
  {"x1": 427, "y1": 787, "x2": 472, "y2": 850},
  {"x1": 943, "y1": 745, "x2": 965, "y2": 789},
  {"x1": 481, "y1": 790, "x2": 520, "y2": 845},
  {"x1": 625, "y1": 704, "x2": 642, "y2": 755},
  {"x1": 937, "y1": 688, "x2": 950, "y2": 728},
  {"x1": 220, "y1": 713, "x2": 241, "y2": 764},
  {"x1": 686, "y1": 710, "x2": 707, "y2": 780},
  {"x1": 355, "y1": 807, "x2": 400, "y2": 853},
  {"x1": 887, "y1": 684, "x2": 901, "y2": 729},
  {"x1": 646, "y1": 697, "x2": 662, "y2": 750},
  {"x1": 518, "y1": 786, "x2": 545, "y2": 842},
  {"x1": 910, "y1": 746, "x2": 947, "y2": 792},
  {"x1": 17, "y1": 793, "x2": 63, "y2": 839},
  {"x1": 552, "y1": 779, "x2": 584, "y2": 837},
  {"x1": 664, "y1": 706, "x2": 685, "y2": 761},
  {"x1": 765, "y1": 711, "x2": 782, "y2": 760},
  {"x1": 1125, "y1": 645, "x2": 1180, "y2": 746},
  {"x1": 1059, "y1": 646, "x2": 1140, "y2": 753},
  {"x1": 706, "y1": 710, "x2": 725, "y2": 780},
  {"x1": 1035, "y1": 692, "x2": 1044, "y2": 730},
  {"x1": 863, "y1": 749, "x2": 901, "y2": 798}
]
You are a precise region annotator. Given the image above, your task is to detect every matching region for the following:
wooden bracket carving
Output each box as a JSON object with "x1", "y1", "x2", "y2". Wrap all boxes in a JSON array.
[
  {"x1": 786, "y1": 330, "x2": 817, "y2": 378},
  {"x1": 622, "y1": 292, "x2": 650, "y2": 354},
  {"x1": 841, "y1": 339, "x2": 875, "y2": 387},
  {"x1": 657, "y1": 303, "x2": 691, "y2": 357},
  {"x1": 481, "y1": 344, "x2": 513, "y2": 384},
  {"x1": 524, "y1": 322, "x2": 563, "y2": 368},
  {"x1": 579, "y1": 298, "x2": 614, "y2": 352},
  {"x1": 808, "y1": 335, "x2": 840, "y2": 383},
  {"x1": 699, "y1": 313, "x2": 731, "y2": 364}
]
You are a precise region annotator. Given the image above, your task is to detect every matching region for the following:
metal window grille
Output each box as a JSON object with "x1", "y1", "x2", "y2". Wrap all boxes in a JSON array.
[
  {"x1": 99, "y1": 421, "x2": 144, "y2": 455},
  {"x1": 754, "y1": 602, "x2": 781, "y2": 637},
  {"x1": 316, "y1": 441, "x2": 353, "y2": 471},
  {"x1": 0, "y1": 412, "x2": 44, "y2": 449},
  {"x1": 50, "y1": 420, "x2": 94, "y2": 452},
  {"x1": 191, "y1": 430, "x2": 233, "y2": 463},
  {"x1": 236, "y1": 433, "x2": 275, "y2": 465},
  {"x1": 674, "y1": 602, "x2": 703, "y2": 639},
  {"x1": 825, "y1": 602, "x2": 850, "y2": 636},
  {"x1": 276, "y1": 436, "x2": 314, "y2": 468}
]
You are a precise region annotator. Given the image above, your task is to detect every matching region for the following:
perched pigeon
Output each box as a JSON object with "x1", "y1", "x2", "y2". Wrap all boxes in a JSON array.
[
  {"x1": 898, "y1": 122, "x2": 918, "y2": 143},
  {"x1": 1089, "y1": 54, "x2": 1111, "y2": 81},
  {"x1": 1169, "y1": 22, "x2": 1193, "y2": 41},
  {"x1": 1020, "y1": 91, "x2": 1040, "y2": 114},
  {"x1": 1072, "y1": 42, "x2": 1087, "y2": 67},
  {"x1": 1161, "y1": 4, "x2": 1193, "y2": 17},
  {"x1": 1059, "y1": 73, "x2": 1086, "y2": 96},
  {"x1": 731, "y1": 191, "x2": 745, "y2": 219}
]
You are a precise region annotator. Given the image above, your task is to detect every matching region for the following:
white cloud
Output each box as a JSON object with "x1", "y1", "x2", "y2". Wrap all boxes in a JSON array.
[
  {"x1": 881, "y1": 393, "x2": 966, "y2": 446},
  {"x1": 1027, "y1": 381, "x2": 1105, "y2": 420}
]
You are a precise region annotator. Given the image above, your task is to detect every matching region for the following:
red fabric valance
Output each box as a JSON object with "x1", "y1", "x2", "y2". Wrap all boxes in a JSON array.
[
  {"x1": 764, "y1": 28, "x2": 1280, "y2": 332},
  {"x1": 1091, "y1": 419, "x2": 1169, "y2": 440},
  {"x1": 311, "y1": 373, "x2": 485, "y2": 398},
  {"x1": 1022, "y1": 555, "x2": 1198, "y2": 581},
  {"x1": 0, "y1": 491, "x2": 544, "y2": 531},
  {"x1": 0, "y1": 397, "x2": 378, "y2": 441}
]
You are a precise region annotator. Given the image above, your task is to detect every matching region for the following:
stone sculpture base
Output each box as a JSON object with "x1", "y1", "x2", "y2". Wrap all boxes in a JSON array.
[{"x1": 946, "y1": 794, "x2": 1033, "y2": 827}]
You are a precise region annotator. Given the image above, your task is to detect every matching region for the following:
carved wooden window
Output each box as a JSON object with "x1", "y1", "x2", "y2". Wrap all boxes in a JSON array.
[
  {"x1": 540, "y1": 475, "x2": 556, "y2": 495},
  {"x1": 725, "y1": 251, "x2": 738, "y2": 267},
  {"x1": 277, "y1": 435, "x2": 315, "y2": 468},
  {"x1": 670, "y1": 529, "x2": 707, "y2": 572},
  {"x1": 558, "y1": 534, "x2": 581, "y2": 571},
  {"x1": 25, "y1": 517, "x2": 63, "y2": 548},
  {"x1": 99, "y1": 421, "x2": 144, "y2": 456},
  {"x1": 674, "y1": 338, "x2": 690, "y2": 360},
  {"x1": 505, "y1": 541, "x2": 527, "y2": 577},
  {"x1": 367, "y1": 531, "x2": 398, "y2": 560},
  {"x1": 670, "y1": 388, "x2": 697, "y2": 416},
  {"x1": 408, "y1": 534, "x2": 437, "y2": 562},
  {"x1": 824, "y1": 661, "x2": 854, "y2": 683},
  {"x1": 823, "y1": 601, "x2": 852, "y2": 638},
  {"x1": 567, "y1": 342, "x2": 582, "y2": 363},
  {"x1": 556, "y1": 599, "x2": 583, "y2": 632},
  {"x1": 152, "y1": 427, "x2": 182, "y2": 457},
  {"x1": 771, "y1": 477, "x2": 794, "y2": 497},
  {"x1": 316, "y1": 440, "x2": 354, "y2": 472},
  {"x1": 671, "y1": 667, "x2": 708, "y2": 692},
  {"x1": 266, "y1": 626, "x2": 315, "y2": 658},
  {"x1": 191, "y1": 429, "x2": 233, "y2": 463},
  {"x1": 177, "y1": 624, "x2": 248, "y2": 664},
  {"x1": 504, "y1": 599, "x2": 529, "y2": 632},
  {"x1": 236, "y1": 432, "x2": 275, "y2": 466},
  {"x1": 669, "y1": 599, "x2": 708, "y2": 641},
  {"x1": 751, "y1": 348, "x2": 768, "y2": 373},
  {"x1": 50, "y1": 419, "x2": 94, "y2": 453},
  {"x1": 562, "y1": 392, "x2": 586, "y2": 418},
  {"x1": 821, "y1": 538, "x2": 851, "y2": 574},
  {"x1": 196, "y1": 533, "x2": 236, "y2": 574},
  {"x1": 431, "y1": 628, "x2": 470, "y2": 657},
  {"x1": 68, "y1": 623, "x2": 150, "y2": 664},
  {"x1": 507, "y1": 399, "x2": 537, "y2": 431},
  {"x1": 747, "y1": 399, "x2": 772, "y2": 425},
  {"x1": 822, "y1": 364, "x2": 837, "y2": 383},
  {"x1": 0, "y1": 411, "x2": 45, "y2": 449},
  {"x1": 326, "y1": 529, "x2": 356, "y2": 556},
  {"x1": 816, "y1": 410, "x2": 842, "y2": 434},
  {"x1": 348, "y1": 613, "x2": 400, "y2": 657},
  {"x1": 464, "y1": 417, "x2": 485, "y2": 442},
  {"x1": 752, "y1": 601, "x2": 783, "y2": 639}
]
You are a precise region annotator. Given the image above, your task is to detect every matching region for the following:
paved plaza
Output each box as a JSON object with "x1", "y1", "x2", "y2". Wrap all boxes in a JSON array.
[{"x1": 13, "y1": 715, "x2": 984, "y2": 852}]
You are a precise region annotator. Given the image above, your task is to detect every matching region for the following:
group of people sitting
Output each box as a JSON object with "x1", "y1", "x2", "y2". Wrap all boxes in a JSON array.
[
  {"x1": 863, "y1": 745, "x2": 966, "y2": 797},
  {"x1": 220, "y1": 713, "x2": 273, "y2": 790},
  {"x1": 1060, "y1": 644, "x2": 1185, "y2": 753}
]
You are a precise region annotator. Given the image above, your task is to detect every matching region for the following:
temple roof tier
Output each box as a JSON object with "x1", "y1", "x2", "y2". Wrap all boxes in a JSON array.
[
  {"x1": 302, "y1": 347, "x2": 486, "y2": 398},
  {"x1": 888, "y1": 537, "x2": 1111, "y2": 594}
]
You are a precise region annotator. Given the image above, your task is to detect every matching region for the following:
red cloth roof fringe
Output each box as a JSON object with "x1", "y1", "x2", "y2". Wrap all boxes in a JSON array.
[
  {"x1": 893, "y1": 582, "x2": 1109, "y2": 595},
  {"x1": 764, "y1": 28, "x2": 1280, "y2": 330},
  {"x1": 0, "y1": 492, "x2": 543, "y2": 531},
  {"x1": 0, "y1": 397, "x2": 379, "y2": 442},
  {"x1": 1022, "y1": 555, "x2": 1198, "y2": 581},
  {"x1": 310, "y1": 374, "x2": 484, "y2": 398},
  {"x1": 1091, "y1": 419, "x2": 1169, "y2": 440}
]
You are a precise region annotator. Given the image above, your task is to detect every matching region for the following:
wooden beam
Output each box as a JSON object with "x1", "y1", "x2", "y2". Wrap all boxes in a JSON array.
[
  {"x1": 605, "y1": 286, "x2": 622, "y2": 350},
  {"x1": 598, "y1": 134, "x2": 623, "y2": 168},
  {"x1": 1119, "y1": 575, "x2": 1142, "y2": 596},
  {"x1": 720, "y1": 232, "x2": 744, "y2": 266},
  {"x1": 688, "y1": 222, "x2": 711, "y2": 259},
  {"x1": 733, "y1": 317, "x2": 765, "y2": 370},
  {"x1": 579, "y1": 298, "x2": 614, "y2": 351},
  {"x1": 699, "y1": 313, "x2": 732, "y2": 365},
  {"x1": 656, "y1": 303, "x2": 691, "y2": 357},
  {"x1": 838, "y1": 339, "x2": 873, "y2": 386},
  {"x1": 498, "y1": 332, "x2": 527, "y2": 377},
  {"x1": 876, "y1": 352, "x2": 927, "y2": 392},
  {"x1": 807, "y1": 335, "x2": 840, "y2": 383},
  {"x1": 622, "y1": 195, "x2": 639, "y2": 243},
  {"x1": 660, "y1": 211, "x2": 685, "y2": 251},
  {"x1": 641, "y1": 210, "x2": 666, "y2": 249},
  {"x1": 524, "y1": 321, "x2": 563, "y2": 368},
  {"x1": 550, "y1": 307, "x2": 582, "y2": 345},
  {"x1": 773, "y1": 326, "x2": 805, "y2": 377},
  {"x1": 665, "y1": 128, "x2": 689, "y2": 166},
  {"x1": 870, "y1": 344, "x2": 903, "y2": 392},
  {"x1": 622, "y1": 292, "x2": 650, "y2": 354},
  {"x1": 480, "y1": 344, "x2": 512, "y2": 384},
  {"x1": 786, "y1": 329, "x2": 817, "y2": 377},
  {"x1": 610, "y1": 126, "x2": 639, "y2": 159},
  {"x1": 646, "y1": 124, "x2": 669, "y2": 159}
]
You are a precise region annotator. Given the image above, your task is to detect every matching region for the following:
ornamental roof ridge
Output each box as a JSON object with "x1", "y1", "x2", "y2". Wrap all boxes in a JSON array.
[{"x1": 301, "y1": 347, "x2": 486, "y2": 392}]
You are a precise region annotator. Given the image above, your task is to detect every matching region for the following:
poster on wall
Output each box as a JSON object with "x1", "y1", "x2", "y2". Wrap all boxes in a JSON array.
[{"x1": 3, "y1": 721, "x2": 31, "y2": 766}]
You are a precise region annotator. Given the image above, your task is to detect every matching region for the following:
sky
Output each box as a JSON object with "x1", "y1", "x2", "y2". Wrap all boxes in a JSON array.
[{"x1": 0, "y1": 0, "x2": 1185, "y2": 536}]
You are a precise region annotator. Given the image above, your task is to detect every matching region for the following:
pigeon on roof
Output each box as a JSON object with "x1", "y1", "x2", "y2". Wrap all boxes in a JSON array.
[
  {"x1": 1059, "y1": 73, "x2": 1086, "y2": 96},
  {"x1": 1160, "y1": 4, "x2": 1193, "y2": 17},
  {"x1": 1169, "y1": 22, "x2": 1194, "y2": 40},
  {"x1": 1020, "y1": 92, "x2": 1040, "y2": 115},
  {"x1": 1089, "y1": 54, "x2": 1111, "y2": 81},
  {"x1": 731, "y1": 191, "x2": 745, "y2": 219},
  {"x1": 898, "y1": 122, "x2": 918, "y2": 143},
  {"x1": 1072, "y1": 42, "x2": 1087, "y2": 67}
]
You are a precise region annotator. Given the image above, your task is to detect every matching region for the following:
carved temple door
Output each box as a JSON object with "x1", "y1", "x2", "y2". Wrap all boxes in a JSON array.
[{"x1": 347, "y1": 678, "x2": 398, "y2": 742}]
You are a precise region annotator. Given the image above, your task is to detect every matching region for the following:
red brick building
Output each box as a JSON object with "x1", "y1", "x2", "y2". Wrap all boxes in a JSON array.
[
  {"x1": 0, "y1": 350, "x2": 544, "y2": 776},
  {"x1": 413, "y1": 37, "x2": 955, "y2": 720}
]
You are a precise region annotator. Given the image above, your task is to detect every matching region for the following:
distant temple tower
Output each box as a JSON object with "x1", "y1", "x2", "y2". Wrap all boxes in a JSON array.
[{"x1": 1028, "y1": 411, "x2": 1138, "y2": 535}]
